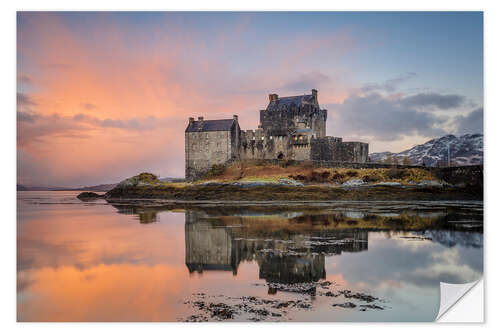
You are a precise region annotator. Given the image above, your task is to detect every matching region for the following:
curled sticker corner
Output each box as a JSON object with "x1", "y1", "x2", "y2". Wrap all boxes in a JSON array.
[{"x1": 436, "y1": 278, "x2": 482, "y2": 321}]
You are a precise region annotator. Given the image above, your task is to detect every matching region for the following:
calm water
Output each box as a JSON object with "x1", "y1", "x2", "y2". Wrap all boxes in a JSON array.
[{"x1": 17, "y1": 191, "x2": 483, "y2": 322}]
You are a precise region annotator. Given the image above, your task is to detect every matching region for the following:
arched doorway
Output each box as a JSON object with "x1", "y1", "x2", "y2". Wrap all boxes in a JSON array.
[{"x1": 277, "y1": 152, "x2": 284, "y2": 160}]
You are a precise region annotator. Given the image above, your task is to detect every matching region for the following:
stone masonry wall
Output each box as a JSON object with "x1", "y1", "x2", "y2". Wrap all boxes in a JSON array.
[
  {"x1": 239, "y1": 130, "x2": 316, "y2": 161},
  {"x1": 311, "y1": 137, "x2": 368, "y2": 163},
  {"x1": 334, "y1": 142, "x2": 369, "y2": 163},
  {"x1": 185, "y1": 123, "x2": 239, "y2": 180},
  {"x1": 259, "y1": 104, "x2": 327, "y2": 139}
]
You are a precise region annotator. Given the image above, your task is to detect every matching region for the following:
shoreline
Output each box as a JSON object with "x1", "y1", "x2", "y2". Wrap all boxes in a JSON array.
[{"x1": 103, "y1": 183, "x2": 483, "y2": 202}]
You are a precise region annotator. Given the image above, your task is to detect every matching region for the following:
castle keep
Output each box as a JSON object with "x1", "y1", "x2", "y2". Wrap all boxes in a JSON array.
[{"x1": 185, "y1": 89, "x2": 368, "y2": 180}]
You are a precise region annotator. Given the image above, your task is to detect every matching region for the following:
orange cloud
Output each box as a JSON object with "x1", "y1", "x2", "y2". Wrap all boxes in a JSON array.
[{"x1": 17, "y1": 13, "x2": 355, "y2": 186}]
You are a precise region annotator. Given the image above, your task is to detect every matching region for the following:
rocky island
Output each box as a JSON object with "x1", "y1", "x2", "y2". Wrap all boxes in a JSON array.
[{"x1": 95, "y1": 161, "x2": 482, "y2": 204}]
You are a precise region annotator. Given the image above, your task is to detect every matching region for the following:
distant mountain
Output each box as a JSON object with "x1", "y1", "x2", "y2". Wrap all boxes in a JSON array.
[
  {"x1": 17, "y1": 183, "x2": 115, "y2": 192},
  {"x1": 17, "y1": 177, "x2": 185, "y2": 191},
  {"x1": 65, "y1": 183, "x2": 117, "y2": 192},
  {"x1": 17, "y1": 184, "x2": 69, "y2": 191},
  {"x1": 369, "y1": 134, "x2": 483, "y2": 167}
]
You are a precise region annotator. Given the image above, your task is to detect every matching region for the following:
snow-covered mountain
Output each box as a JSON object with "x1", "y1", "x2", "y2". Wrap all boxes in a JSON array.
[{"x1": 369, "y1": 134, "x2": 483, "y2": 166}]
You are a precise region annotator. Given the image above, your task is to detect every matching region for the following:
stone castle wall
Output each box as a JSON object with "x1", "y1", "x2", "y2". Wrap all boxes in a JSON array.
[
  {"x1": 185, "y1": 90, "x2": 369, "y2": 180},
  {"x1": 259, "y1": 104, "x2": 327, "y2": 138},
  {"x1": 239, "y1": 129, "x2": 313, "y2": 161},
  {"x1": 185, "y1": 122, "x2": 239, "y2": 180},
  {"x1": 311, "y1": 137, "x2": 369, "y2": 163}
]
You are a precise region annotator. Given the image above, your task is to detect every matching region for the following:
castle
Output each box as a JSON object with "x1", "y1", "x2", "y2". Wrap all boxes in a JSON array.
[{"x1": 185, "y1": 89, "x2": 368, "y2": 180}]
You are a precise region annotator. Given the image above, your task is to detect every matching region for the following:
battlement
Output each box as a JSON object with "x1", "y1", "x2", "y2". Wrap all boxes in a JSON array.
[{"x1": 185, "y1": 89, "x2": 369, "y2": 180}]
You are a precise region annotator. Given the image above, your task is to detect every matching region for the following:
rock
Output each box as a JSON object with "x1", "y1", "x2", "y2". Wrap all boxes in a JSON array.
[
  {"x1": 375, "y1": 182, "x2": 401, "y2": 186},
  {"x1": 332, "y1": 302, "x2": 357, "y2": 308},
  {"x1": 279, "y1": 178, "x2": 304, "y2": 187},
  {"x1": 339, "y1": 290, "x2": 378, "y2": 303},
  {"x1": 359, "y1": 304, "x2": 385, "y2": 310},
  {"x1": 76, "y1": 192, "x2": 103, "y2": 200},
  {"x1": 232, "y1": 181, "x2": 276, "y2": 188},
  {"x1": 417, "y1": 180, "x2": 444, "y2": 187},
  {"x1": 267, "y1": 282, "x2": 317, "y2": 295},
  {"x1": 341, "y1": 179, "x2": 365, "y2": 187}
]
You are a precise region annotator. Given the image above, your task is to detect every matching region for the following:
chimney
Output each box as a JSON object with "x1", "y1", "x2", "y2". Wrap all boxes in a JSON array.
[
  {"x1": 269, "y1": 93, "x2": 278, "y2": 102},
  {"x1": 189, "y1": 117, "x2": 194, "y2": 124},
  {"x1": 233, "y1": 115, "x2": 238, "y2": 122},
  {"x1": 312, "y1": 89, "x2": 318, "y2": 100},
  {"x1": 198, "y1": 116, "x2": 204, "y2": 121}
]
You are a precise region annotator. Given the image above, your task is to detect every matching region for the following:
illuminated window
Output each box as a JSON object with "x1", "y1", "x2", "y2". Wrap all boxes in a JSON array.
[{"x1": 270, "y1": 136, "x2": 273, "y2": 140}]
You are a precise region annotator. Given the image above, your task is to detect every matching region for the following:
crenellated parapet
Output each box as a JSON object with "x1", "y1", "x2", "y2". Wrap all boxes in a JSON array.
[{"x1": 184, "y1": 89, "x2": 369, "y2": 180}]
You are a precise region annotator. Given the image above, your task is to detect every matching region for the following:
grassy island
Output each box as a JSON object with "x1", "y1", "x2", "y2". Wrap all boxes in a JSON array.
[{"x1": 102, "y1": 162, "x2": 483, "y2": 202}]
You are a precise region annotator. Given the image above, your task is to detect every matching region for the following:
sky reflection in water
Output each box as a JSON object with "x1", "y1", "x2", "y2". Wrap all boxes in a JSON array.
[{"x1": 17, "y1": 191, "x2": 483, "y2": 322}]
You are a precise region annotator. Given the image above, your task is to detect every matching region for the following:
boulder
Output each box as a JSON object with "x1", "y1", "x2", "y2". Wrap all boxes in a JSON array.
[
  {"x1": 76, "y1": 192, "x2": 103, "y2": 200},
  {"x1": 279, "y1": 178, "x2": 304, "y2": 186},
  {"x1": 341, "y1": 179, "x2": 365, "y2": 187}
]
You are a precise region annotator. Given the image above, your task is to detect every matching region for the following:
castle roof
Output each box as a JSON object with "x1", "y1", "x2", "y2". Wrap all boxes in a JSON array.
[
  {"x1": 185, "y1": 119, "x2": 235, "y2": 132},
  {"x1": 266, "y1": 94, "x2": 317, "y2": 111}
]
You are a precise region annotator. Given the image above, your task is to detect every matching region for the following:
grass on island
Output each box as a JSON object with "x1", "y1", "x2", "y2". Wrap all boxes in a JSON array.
[
  {"x1": 121, "y1": 161, "x2": 436, "y2": 189},
  {"x1": 194, "y1": 161, "x2": 437, "y2": 185},
  {"x1": 104, "y1": 163, "x2": 481, "y2": 201}
]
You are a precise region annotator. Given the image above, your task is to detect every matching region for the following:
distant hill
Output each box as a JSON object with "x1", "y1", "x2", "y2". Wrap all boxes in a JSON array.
[
  {"x1": 17, "y1": 177, "x2": 185, "y2": 191},
  {"x1": 17, "y1": 184, "x2": 69, "y2": 191},
  {"x1": 64, "y1": 183, "x2": 117, "y2": 192},
  {"x1": 369, "y1": 134, "x2": 483, "y2": 167}
]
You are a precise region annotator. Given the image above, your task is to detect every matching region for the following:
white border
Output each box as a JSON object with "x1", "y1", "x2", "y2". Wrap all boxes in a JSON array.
[{"x1": 3, "y1": 0, "x2": 498, "y2": 331}]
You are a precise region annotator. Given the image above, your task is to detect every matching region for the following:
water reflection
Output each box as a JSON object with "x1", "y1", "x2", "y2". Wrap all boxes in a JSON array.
[
  {"x1": 184, "y1": 209, "x2": 368, "y2": 284},
  {"x1": 17, "y1": 192, "x2": 483, "y2": 322}
]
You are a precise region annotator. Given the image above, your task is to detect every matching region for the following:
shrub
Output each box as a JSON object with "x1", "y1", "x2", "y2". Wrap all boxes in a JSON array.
[
  {"x1": 346, "y1": 219, "x2": 358, "y2": 226},
  {"x1": 289, "y1": 174, "x2": 307, "y2": 181},
  {"x1": 345, "y1": 170, "x2": 359, "y2": 177},
  {"x1": 362, "y1": 174, "x2": 381, "y2": 183},
  {"x1": 136, "y1": 172, "x2": 159, "y2": 183},
  {"x1": 331, "y1": 172, "x2": 345, "y2": 182},
  {"x1": 385, "y1": 168, "x2": 408, "y2": 180},
  {"x1": 309, "y1": 170, "x2": 330, "y2": 182}
]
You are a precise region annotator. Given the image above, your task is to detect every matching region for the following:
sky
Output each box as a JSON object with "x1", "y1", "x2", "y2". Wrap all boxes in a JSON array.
[{"x1": 17, "y1": 12, "x2": 483, "y2": 187}]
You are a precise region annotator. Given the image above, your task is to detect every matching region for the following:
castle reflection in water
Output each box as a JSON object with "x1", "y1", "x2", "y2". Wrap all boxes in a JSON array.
[
  {"x1": 110, "y1": 202, "x2": 483, "y2": 285},
  {"x1": 184, "y1": 210, "x2": 368, "y2": 284}
]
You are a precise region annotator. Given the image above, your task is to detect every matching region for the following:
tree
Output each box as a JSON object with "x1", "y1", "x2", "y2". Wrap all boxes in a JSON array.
[
  {"x1": 403, "y1": 157, "x2": 412, "y2": 165},
  {"x1": 384, "y1": 154, "x2": 393, "y2": 165}
]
